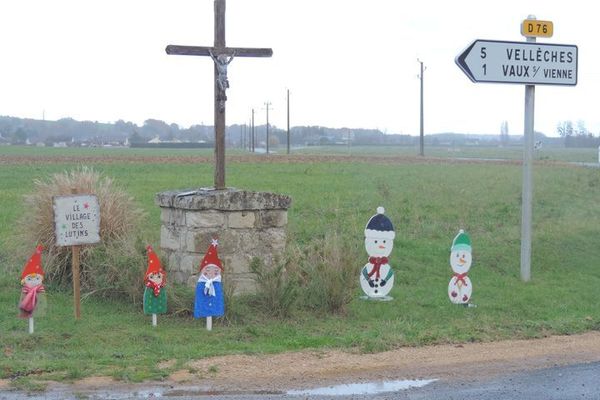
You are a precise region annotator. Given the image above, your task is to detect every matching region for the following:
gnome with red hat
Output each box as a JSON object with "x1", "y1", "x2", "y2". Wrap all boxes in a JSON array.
[
  {"x1": 143, "y1": 245, "x2": 167, "y2": 317},
  {"x1": 194, "y1": 238, "x2": 224, "y2": 320},
  {"x1": 19, "y1": 245, "x2": 46, "y2": 320}
]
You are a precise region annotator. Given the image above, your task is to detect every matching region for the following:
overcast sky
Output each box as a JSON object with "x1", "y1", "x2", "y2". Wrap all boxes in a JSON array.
[{"x1": 1, "y1": 0, "x2": 597, "y2": 137}]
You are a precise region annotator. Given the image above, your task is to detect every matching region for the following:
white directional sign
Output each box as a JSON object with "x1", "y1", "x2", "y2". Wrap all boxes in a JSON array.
[{"x1": 456, "y1": 39, "x2": 578, "y2": 86}]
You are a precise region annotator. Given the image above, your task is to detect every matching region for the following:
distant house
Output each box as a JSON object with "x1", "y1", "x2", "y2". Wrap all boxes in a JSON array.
[{"x1": 148, "y1": 136, "x2": 162, "y2": 144}]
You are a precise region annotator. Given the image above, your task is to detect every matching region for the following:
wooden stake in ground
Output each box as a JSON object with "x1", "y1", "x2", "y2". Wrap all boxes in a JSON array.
[
  {"x1": 166, "y1": 0, "x2": 272, "y2": 189},
  {"x1": 72, "y1": 244, "x2": 81, "y2": 319}
]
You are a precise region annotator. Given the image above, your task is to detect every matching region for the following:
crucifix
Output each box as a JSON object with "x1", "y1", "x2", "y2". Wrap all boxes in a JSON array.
[{"x1": 166, "y1": 0, "x2": 272, "y2": 190}]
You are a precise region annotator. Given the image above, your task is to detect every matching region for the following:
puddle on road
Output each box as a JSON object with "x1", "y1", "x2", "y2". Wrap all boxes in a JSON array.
[
  {"x1": 287, "y1": 378, "x2": 437, "y2": 396},
  {"x1": 3, "y1": 380, "x2": 436, "y2": 399}
]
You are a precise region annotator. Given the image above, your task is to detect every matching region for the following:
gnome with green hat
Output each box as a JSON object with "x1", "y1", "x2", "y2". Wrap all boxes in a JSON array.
[{"x1": 448, "y1": 229, "x2": 473, "y2": 305}]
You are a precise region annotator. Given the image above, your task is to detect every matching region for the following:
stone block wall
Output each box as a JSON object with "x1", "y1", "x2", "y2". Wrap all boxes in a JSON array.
[{"x1": 155, "y1": 188, "x2": 292, "y2": 294}]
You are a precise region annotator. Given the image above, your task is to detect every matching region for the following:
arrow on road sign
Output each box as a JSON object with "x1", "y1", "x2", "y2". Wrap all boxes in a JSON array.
[{"x1": 456, "y1": 39, "x2": 577, "y2": 86}]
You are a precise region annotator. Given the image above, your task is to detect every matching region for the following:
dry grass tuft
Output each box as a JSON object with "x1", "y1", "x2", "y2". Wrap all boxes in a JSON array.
[
  {"x1": 18, "y1": 167, "x2": 146, "y2": 295},
  {"x1": 297, "y1": 230, "x2": 360, "y2": 314}
]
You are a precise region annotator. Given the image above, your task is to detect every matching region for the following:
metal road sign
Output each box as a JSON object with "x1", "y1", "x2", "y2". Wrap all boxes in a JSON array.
[
  {"x1": 456, "y1": 39, "x2": 577, "y2": 85},
  {"x1": 521, "y1": 19, "x2": 553, "y2": 38}
]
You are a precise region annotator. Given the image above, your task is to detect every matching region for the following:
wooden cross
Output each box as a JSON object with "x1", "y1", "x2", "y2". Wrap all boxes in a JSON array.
[{"x1": 166, "y1": 0, "x2": 272, "y2": 190}]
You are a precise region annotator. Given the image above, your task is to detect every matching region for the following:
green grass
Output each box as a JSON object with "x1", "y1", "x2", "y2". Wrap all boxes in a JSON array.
[
  {"x1": 291, "y1": 144, "x2": 599, "y2": 163},
  {"x1": 1, "y1": 146, "x2": 600, "y2": 387}
]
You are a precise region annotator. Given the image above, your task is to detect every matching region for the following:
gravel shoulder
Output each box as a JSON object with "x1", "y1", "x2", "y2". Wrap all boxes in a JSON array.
[{"x1": 3, "y1": 331, "x2": 598, "y2": 396}]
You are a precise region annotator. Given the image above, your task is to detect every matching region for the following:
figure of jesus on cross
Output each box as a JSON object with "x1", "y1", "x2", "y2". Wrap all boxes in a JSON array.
[{"x1": 166, "y1": 0, "x2": 272, "y2": 190}]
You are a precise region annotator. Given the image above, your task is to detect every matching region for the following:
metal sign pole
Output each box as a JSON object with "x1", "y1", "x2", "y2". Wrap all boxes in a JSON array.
[{"x1": 520, "y1": 32, "x2": 536, "y2": 282}]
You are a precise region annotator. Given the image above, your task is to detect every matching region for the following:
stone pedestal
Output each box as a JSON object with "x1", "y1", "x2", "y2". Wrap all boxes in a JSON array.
[{"x1": 155, "y1": 188, "x2": 292, "y2": 294}]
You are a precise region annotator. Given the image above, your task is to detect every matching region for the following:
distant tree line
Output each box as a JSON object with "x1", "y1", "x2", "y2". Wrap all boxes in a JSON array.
[
  {"x1": 0, "y1": 116, "x2": 214, "y2": 146},
  {"x1": 2, "y1": 115, "x2": 598, "y2": 148}
]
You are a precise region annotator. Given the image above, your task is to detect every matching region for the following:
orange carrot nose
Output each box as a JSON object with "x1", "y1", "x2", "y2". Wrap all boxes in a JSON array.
[
  {"x1": 459, "y1": 257, "x2": 465, "y2": 264},
  {"x1": 378, "y1": 245, "x2": 386, "y2": 249}
]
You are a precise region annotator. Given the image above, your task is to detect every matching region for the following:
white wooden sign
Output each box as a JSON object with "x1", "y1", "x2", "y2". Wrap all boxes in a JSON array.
[{"x1": 53, "y1": 195, "x2": 101, "y2": 246}]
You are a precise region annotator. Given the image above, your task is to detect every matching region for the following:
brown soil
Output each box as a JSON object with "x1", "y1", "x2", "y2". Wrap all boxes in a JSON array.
[
  {"x1": 25, "y1": 331, "x2": 600, "y2": 394},
  {"x1": 0, "y1": 153, "x2": 567, "y2": 167},
  {"x1": 173, "y1": 331, "x2": 600, "y2": 391}
]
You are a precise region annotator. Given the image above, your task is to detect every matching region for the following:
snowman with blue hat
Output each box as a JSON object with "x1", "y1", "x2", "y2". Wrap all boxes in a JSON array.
[
  {"x1": 448, "y1": 229, "x2": 473, "y2": 305},
  {"x1": 360, "y1": 207, "x2": 395, "y2": 299}
]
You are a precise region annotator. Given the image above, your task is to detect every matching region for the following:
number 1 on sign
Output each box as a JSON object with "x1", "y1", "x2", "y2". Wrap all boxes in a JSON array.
[{"x1": 482, "y1": 64, "x2": 487, "y2": 75}]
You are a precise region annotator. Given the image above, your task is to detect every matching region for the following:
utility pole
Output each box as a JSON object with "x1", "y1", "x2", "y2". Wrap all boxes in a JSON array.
[
  {"x1": 264, "y1": 101, "x2": 272, "y2": 154},
  {"x1": 248, "y1": 119, "x2": 252, "y2": 152},
  {"x1": 287, "y1": 89, "x2": 290, "y2": 154},
  {"x1": 417, "y1": 59, "x2": 425, "y2": 156},
  {"x1": 251, "y1": 108, "x2": 255, "y2": 152},
  {"x1": 240, "y1": 124, "x2": 244, "y2": 149}
]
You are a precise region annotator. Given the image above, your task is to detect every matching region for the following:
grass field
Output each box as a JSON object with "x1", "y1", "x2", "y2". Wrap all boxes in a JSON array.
[{"x1": 1, "y1": 145, "x2": 600, "y2": 388}]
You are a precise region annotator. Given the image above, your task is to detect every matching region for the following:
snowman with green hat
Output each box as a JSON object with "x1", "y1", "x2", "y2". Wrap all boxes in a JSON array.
[
  {"x1": 448, "y1": 229, "x2": 473, "y2": 305},
  {"x1": 359, "y1": 206, "x2": 395, "y2": 300}
]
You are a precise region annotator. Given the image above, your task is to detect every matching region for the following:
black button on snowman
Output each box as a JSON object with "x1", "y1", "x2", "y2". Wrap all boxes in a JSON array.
[{"x1": 359, "y1": 207, "x2": 395, "y2": 300}]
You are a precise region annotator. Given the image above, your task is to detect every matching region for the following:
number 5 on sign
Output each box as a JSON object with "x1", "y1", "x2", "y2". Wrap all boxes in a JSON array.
[{"x1": 521, "y1": 19, "x2": 553, "y2": 38}]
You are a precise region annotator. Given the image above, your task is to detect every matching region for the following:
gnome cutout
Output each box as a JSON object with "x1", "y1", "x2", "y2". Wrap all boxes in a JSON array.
[
  {"x1": 360, "y1": 207, "x2": 395, "y2": 300},
  {"x1": 143, "y1": 245, "x2": 167, "y2": 326},
  {"x1": 448, "y1": 229, "x2": 473, "y2": 306},
  {"x1": 19, "y1": 245, "x2": 46, "y2": 334},
  {"x1": 194, "y1": 238, "x2": 224, "y2": 330}
]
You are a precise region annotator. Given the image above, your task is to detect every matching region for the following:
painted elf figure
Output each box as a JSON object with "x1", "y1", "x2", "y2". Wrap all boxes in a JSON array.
[
  {"x1": 194, "y1": 238, "x2": 224, "y2": 329},
  {"x1": 19, "y1": 245, "x2": 46, "y2": 333},
  {"x1": 359, "y1": 207, "x2": 395, "y2": 299},
  {"x1": 143, "y1": 245, "x2": 167, "y2": 324},
  {"x1": 448, "y1": 229, "x2": 473, "y2": 305}
]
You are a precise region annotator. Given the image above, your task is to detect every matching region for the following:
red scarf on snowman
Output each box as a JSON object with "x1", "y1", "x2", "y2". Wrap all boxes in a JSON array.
[
  {"x1": 367, "y1": 256, "x2": 389, "y2": 279},
  {"x1": 453, "y1": 272, "x2": 468, "y2": 286}
]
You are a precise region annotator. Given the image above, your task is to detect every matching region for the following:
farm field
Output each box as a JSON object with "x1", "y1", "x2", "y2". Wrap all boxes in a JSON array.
[
  {"x1": 1, "y1": 145, "x2": 600, "y2": 387},
  {"x1": 0, "y1": 143, "x2": 598, "y2": 163}
]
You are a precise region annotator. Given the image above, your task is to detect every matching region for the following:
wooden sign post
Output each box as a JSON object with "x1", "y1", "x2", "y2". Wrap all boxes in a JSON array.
[
  {"x1": 166, "y1": 0, "x2": 272, "y2": 189},
  {"x1": 53, "y1": 192, "x2": 101, "y2": 319},
  {"x1": 72, "y1": 245, "x2": 81, "y2": 319}
]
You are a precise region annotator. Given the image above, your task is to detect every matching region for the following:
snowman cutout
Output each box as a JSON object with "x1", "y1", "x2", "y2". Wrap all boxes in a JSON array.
[
  {"x1": 359, "y1": 207, "x2": 395, "y2": 300},
  {"x1": 448, "y1": 229, "x2": 473, "y2": 306}
]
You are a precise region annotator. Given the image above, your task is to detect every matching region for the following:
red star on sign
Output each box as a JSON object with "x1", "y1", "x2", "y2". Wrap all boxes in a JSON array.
[{"x1": 83, "y1": 202, "x2": 89, "y2": 209}]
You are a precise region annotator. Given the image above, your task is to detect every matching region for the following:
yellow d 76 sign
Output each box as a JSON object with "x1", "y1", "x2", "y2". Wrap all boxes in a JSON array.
[{"x1": 521, "y1": 19, "x2": 553, "y2": 38}]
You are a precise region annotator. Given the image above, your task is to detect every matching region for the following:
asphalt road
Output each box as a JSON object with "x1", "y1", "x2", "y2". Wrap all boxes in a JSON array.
[{"x1": 2, "y1": 361, "x2": 600, "y2": 400}]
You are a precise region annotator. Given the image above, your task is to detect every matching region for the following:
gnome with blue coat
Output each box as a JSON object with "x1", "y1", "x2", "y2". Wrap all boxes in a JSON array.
[
  {"x1": 194, "y1": 238, "x2": 224, "y2": 326},
  {"x1": 448, "y1": 229, "x2": 473, "y2": 305},
  {"x1": 360, "y1": 207, "x2": 395, "y2": 299}
]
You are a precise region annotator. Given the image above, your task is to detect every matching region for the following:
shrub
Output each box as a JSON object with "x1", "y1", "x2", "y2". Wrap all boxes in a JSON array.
[
  {"x1": 249, "y1": 230, "x2": 361, "y2": 317},
  {"x1": 18, "y1": 167, "x2": 146, "y2": 300},
  {"x1": 249, "y1": 256, "x2": 299, "y2": 318},
  {"x1": 297, "y1": 230, "x2": 360, "y2": 315}
]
